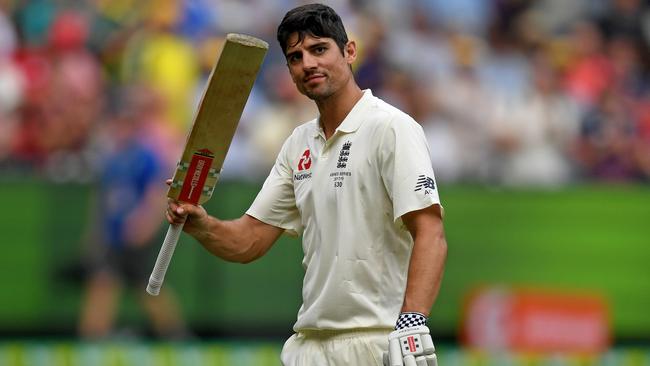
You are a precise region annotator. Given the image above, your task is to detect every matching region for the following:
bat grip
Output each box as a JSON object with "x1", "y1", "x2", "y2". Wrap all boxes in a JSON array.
[{"x1": 146, "y1": 223, "x2": 183, "y2": 296}]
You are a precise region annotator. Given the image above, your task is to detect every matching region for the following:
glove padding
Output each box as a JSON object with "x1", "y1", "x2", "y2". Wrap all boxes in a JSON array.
[{"x1": 383, "y1": 326, "x2": 437, "y2": 366}]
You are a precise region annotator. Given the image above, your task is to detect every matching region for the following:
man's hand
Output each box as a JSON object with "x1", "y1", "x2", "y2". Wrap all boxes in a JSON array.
[
  {"x1": 384, "y1": 326, "x2": 437, "y2": 366},
  {"x1": 164, "y1": 179, "x2": 210, "y2": 234},
  {"x1": 384, "y1": 312, "x2": 437, "y2": 366}
]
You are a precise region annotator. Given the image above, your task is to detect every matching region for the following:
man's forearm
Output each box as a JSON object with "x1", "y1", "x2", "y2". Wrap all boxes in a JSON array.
[
  {"x1": 183, "y1": 214, "x2": 282, "y2": 264},
  {"x1": 401, "y1": 219, "x2": 447, "y2": 316},
  {"x1": 185, "y1": 216, "x2": 257, "y2": 263}
]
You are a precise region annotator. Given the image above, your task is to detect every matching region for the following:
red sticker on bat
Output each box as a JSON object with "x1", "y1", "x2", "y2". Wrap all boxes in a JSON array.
[{"x1": 179, "y1": 149, "x2": 214, "y2": 204}]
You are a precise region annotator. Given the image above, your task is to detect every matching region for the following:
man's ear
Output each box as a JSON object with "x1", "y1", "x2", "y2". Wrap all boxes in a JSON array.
[{"x1": 345, "y1": 40, "x2": 357, "y2": 64}]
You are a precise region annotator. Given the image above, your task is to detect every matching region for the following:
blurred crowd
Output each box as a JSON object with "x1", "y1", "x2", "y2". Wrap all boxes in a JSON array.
[{"x1": 0, "y1": 0, "x2": 649, "y2": 186}]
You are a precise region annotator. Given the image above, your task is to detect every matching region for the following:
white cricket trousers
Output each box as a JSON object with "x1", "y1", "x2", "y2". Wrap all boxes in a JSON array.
[{"x1": 281, "y1": 328, "x2": 391, "y2": 366}]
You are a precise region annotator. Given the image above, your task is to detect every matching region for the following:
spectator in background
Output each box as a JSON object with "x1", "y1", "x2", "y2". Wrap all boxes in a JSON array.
[
  {"x1": 431, "y1": 34, "x2": 494, "y2": 182},
  {"x1": 248, "y1": 63, "x2": 316, "y2": 173},
  {"x1": 10, "y1": 0, "x2": 57, "y2": 167},
  {"x1": 406, "y1": 69, "x2": 464, "y2": 183},
  {"x1": 564, "y1": 20, "x2": 614, "y2": 109},
  {"x1": 383, "y1": 7, "x2": 454, "y2": 88},
  {"x1": 0, "y1": 1, "x2": 16, "y2": 57},
  {"x1": 122, "y1": 82, "x2": 181, "y2": 169},
  {"x1": 526, "y1": 0, "x2": 594, "y2": 36},
  {"x1": 11, "y1": 10, "x2": 104, "y2": 179},
  {"x1": 78, "y1": 86, "x2": 187, "y2": 339},
  {"x1": 635, "y1": 97, "x2": 650, "y2": 180},
  {"x1": 354, "y1": 12, "x2": 390, "y2": 92},
  {"x1": 577, "y1": 89, "x2": 641, "y2": 181},
  {"x1": 0, "y1": 4, "x2": 23, "y2": 165},
  {"x1": 415, "y1": 0, "x2": 494, "y2": 35},
  {"x1": 572, "y1": 15, "x2": 649, "y2": 181},
  {"x1": 608, "y1": 35, "x2": 648, "y2": 98},
  {"x1": 42, "y1": 11, "x2": 105, "y2": 180},
  {"x1": 12, "y1": 0, "x2": 57, "y2": 47},
  {"x1": 597, "y1": 0, "x2": 650, "y2": 44},
  {"x1": 487, "y1": 49, "x2": 580, "y2": 186},
  {"x1": 120, "y1": 0, "x2": 199, "y2": 134},
  {"x1": 82, "y1": 0, "x2": 139, "y2": 82},
  {"x1": 477, "y1": 6, "x2": 531, "y2": 105}
]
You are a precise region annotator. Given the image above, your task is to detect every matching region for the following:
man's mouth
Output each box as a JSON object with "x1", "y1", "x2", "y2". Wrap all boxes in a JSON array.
[{"x1": 304, "y1": 73, "x2": 326, "y2": 83}]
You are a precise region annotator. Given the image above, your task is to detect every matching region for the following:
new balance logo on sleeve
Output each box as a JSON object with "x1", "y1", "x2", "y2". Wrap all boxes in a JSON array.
[{"x1": 414, "y1": 175, "x2": 435, "y2": 195}]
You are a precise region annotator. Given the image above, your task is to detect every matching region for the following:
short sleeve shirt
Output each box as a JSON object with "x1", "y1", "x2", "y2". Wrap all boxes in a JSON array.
[
  {"x1": 246, "y1": 90, "x2": 441, "y2": 331},
  {"x1": 101, "y1": 140, "x2": 164, "y2": 248}
]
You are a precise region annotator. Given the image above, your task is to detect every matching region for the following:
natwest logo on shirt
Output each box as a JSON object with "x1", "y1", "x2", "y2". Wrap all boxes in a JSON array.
[{"x1": 298, "y1": 149, "x2": 312, "y2": 171}]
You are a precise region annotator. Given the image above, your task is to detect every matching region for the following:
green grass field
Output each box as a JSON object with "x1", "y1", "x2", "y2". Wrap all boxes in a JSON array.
[{"x1": 1, "y1": 180, "x2": 648, "y2": 343}]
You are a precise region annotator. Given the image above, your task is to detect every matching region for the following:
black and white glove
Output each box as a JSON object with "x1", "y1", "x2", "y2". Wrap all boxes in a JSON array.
[{"x1": 383, "y1": 312, "x2": 437, "y2": 366}]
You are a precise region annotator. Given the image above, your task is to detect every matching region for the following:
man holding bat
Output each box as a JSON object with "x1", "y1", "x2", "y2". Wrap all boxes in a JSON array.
[{"x1": 166, "y1": 4, "x2": 447, "y2": 365}]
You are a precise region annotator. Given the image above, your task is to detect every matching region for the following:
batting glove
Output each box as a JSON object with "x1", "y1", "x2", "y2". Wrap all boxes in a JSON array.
[{"x1": 383, "y1": 312, "x2": 437, "y2": 366}]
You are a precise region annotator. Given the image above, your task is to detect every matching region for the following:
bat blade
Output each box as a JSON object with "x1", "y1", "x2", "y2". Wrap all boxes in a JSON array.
[
  {"x1": 169, "y1": 33, "x2": 269, "y2": 205},
  {"x1": 147, "y1": 33, "x2": 268, "y2": 296}
]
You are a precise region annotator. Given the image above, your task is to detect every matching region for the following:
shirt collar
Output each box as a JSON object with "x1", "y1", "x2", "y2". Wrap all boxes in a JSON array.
[
  {"x1": 311, "y1": 89, "x2": 374, "y2": 138},
  {"x1": 337, "y1": 89, "x2": 373, "y2": 133}
]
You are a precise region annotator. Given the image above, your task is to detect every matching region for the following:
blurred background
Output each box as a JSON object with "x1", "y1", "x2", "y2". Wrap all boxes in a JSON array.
[{"x1": 0, "y1": 0, "x2": 649, "y2": 365}]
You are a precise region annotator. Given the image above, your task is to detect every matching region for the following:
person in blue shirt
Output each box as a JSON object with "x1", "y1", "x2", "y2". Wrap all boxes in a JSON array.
[{"x1": 78, "y1": 86, "x2": 188, "y2": 339}]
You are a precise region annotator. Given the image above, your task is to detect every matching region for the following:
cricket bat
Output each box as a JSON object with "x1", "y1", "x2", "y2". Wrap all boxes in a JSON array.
[{"x1": 146, "y1": 33, "x2": 268, "y2": 296}]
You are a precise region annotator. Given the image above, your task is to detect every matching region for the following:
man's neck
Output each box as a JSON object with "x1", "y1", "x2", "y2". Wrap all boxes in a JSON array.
[{"x1": 316, "y1": 82, "x2": 364, "y2": 140}]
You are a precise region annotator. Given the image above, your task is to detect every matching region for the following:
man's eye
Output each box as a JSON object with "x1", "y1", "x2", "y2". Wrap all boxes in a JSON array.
[{"x1": 315, "y1": 47, "x2": 326, "y2": 54}]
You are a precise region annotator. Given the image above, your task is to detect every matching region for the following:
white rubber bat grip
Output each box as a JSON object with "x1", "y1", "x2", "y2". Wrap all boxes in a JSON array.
[{"x1": 146, "y1": 223, "x2": 183, "y2": 296}]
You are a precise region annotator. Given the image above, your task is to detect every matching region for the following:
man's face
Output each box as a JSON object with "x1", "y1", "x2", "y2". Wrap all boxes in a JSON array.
[{"x1": 284, "y1": 33, "x2": 356, "y2": 101}]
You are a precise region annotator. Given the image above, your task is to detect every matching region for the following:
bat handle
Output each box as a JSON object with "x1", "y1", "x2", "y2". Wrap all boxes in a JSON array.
[{"x1": 146, "y1": 223, "x2": 183, "y2": 296}]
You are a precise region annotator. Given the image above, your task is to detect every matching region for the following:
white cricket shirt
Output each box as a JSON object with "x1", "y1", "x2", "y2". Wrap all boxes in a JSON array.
[{"x1": 246, "y1": 90, "x2": 441, "y2": 331}]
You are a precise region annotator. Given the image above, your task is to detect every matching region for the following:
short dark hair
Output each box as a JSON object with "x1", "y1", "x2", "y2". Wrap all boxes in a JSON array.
[{"x1": 277, "y1": 3, "x2": 349, "y2": 56}]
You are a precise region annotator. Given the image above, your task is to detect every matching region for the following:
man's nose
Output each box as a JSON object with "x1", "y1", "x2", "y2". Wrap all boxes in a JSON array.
[{"x1": 302, "y1": 52, "x2": 318, "y2": 69}]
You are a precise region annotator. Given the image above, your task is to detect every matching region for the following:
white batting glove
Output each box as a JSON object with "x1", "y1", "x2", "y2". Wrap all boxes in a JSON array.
[{"x1": 383, "y1": 313, "x2": 437, "y2": 366}]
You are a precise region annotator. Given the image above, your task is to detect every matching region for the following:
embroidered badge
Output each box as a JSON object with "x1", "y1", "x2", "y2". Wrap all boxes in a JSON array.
[{"x1": 337, "y1": 141, "x2": 352, "y2": 168}]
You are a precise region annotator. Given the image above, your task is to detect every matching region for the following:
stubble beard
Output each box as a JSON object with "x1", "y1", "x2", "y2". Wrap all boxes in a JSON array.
[
  {"x1": 301, "y1": 78, "x2": 335, "y2": 101},
  {"x1": 304, "y1": 87, "x2": 335, "y2": 101}
]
